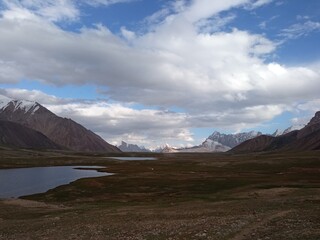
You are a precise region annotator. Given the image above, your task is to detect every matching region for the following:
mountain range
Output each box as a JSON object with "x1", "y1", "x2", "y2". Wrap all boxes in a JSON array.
[
  {"x1": 0, "y1": 96, "x2": 120, "y2": 153},
  {"x1": 0, "y1": 96, "x2": 318, "y2": 154},
  {"x1": 158, "y1": 131, "x2": 261, "y2": 153},
  {"x1": 118, "y1": 141, "x2": 150, "y2": 152},
  {"x1": 118, "y1": 128, "x2": 303, "y2": 153},
  {"x1": 231, "y1": 111, "x2": 320, "y2": 153}
]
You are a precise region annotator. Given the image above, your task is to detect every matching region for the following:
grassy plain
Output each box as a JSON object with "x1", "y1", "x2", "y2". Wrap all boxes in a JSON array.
[{"x1": 0, "y1": 148, "x2": 319, "y2": 239}]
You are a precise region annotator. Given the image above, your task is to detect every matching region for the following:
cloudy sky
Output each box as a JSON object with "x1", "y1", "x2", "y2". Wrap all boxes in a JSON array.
[{"x1": 0, "y1": 0, "x2": 319, "y2": 148}]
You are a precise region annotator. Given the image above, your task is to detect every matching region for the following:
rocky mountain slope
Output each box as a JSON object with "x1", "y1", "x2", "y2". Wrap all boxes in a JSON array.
[
  {"x1": 207, "y1": 131, "x2": 262, "y2": 148},
  {"x1": 231, "y1": 111, "x2": 320, "y2": 153},
  {"x1": 0, "y1": 120, "x2": 62, "y2": 150},
  {"x1": 0, "y1": 97, "x2": 120, "y2": 153}
]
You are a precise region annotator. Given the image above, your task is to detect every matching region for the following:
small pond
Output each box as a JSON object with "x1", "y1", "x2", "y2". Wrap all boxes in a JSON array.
[
  {"x1": 0, "y1": 166, "x2": 111, "y2": 199},
  {"x1": 106, "y1": 157, "x2": 157, "y2": 161}
]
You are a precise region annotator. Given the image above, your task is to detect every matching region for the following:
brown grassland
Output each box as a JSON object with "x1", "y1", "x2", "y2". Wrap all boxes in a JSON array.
[{"x1": 0, "y1": 147, "x2": 320, "y2": 239}]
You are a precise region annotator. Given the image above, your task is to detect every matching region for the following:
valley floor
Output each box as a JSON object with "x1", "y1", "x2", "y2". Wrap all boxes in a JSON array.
[{"x1": 0, "y1": 150, "x2": 319, "y2": 239}]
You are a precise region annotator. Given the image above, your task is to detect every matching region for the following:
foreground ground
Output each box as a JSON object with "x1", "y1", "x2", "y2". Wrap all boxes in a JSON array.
[{"x1": 0, "y1": 148, "x2": 320, "y2": 239}]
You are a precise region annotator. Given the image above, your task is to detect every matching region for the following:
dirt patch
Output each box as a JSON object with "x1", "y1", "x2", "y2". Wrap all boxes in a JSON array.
[
  {"x1": 230, "y1": 210, "x2": 292, "y2": 240},
  {"x1": 251, "y1": 187, "x2": 297, "y2": 198},
  {"x1": 2, "y1": 199, "x2": 66, "y2": 209}
]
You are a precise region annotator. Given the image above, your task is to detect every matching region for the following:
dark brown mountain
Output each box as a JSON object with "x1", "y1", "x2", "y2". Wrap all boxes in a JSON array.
[
  {"x1": 0, "y1": 100, "x2": 121, "y2": 153},
  {"x1": 0, "y1": 120, "x2": 62, "y2": 150},
  {"x1": 231, "y1": 111, "x2": 320, "y2": 153}
]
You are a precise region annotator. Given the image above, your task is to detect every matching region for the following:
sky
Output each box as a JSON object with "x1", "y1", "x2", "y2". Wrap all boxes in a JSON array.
[{"x1": 0, "y1": 0, "x2": 319, "y2": 149}]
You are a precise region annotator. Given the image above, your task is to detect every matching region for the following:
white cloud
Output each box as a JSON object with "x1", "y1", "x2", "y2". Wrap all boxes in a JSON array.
[
  {"x1": 0, "y1": 89, "x2": 194, "y2": 147},
  {"x1": 84, "y1": 0, "x2": 137, "y2": 7},
  {"x1": 0, "y1": 0, "x2": 319, "y2": 146},
  {"x1": 120, "y1": 26, "x2": 136, "y2": 40},
  {"x1": 297, "y1": 99, "x2": 320, "y2": 114},
  {"x1": 1, "y1": 0, "x2": 79, "y2": 22},
  {"x1": 0, "y1": 0, "x2": 136, "y2": 22},
  {"x1": 279, "y1": 21, "x2": 320, "y2": 40},
  {"x1": 250, "y1": 0, "x2": 274, "y2": 8},
  {"x1": 0, "y1": 88, "x2": 68, "y2": 104}
]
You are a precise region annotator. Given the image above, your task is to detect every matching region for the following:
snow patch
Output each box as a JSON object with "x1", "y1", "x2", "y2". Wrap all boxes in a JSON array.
[
  {"x1": 11, "y1": 100, "x2": 38, "y2": 114},
  {"x1": 31, "y1": 105, "x2": 40, "y2": 115},
  {"x1": 0, "y1": 95, "x2": 12, "y2": 110}
]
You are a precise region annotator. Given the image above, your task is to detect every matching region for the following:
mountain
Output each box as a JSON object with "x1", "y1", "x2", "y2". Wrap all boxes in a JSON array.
[
  {"x1": 160, "y1": 145, "x2": 179, "y2": 153},
  {"x1": 200, "y1": 139, "x2": 231, "y2": 152},
  {"x1": 271, "y1": 129, "x2": 283, "y2": 137},
  {"x1": 0, "y1": 97, "x2": 120, "y2": 153},
  {"x1": 158, "y1": 131, "x2": 259, "y2": 153},
  {"x1": 173, "y1": 140, "x2": 230, "y2": 153},
  {"x1": 207, "y1": 131, "x2": 262, "y2": 148},
  {"x1": 272, "y1": 124, "x2": 305, "y2": 137},
  {"x1": 231, "y1": 111, "x2": 320, "y2": 153},
  {"x1": 118, "y1": 141, "x2": 150, "y2": 152},
  {"x1": 0, "y1": 120, "x2": 62, "y2": 150}
]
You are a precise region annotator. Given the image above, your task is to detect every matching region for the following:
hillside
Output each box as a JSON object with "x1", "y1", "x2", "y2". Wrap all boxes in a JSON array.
[
  {"x1": 231, "y1": 111, "x2": 320, "y2": 153},
  {"x1": 0, "y1": 98, "x2": 120, "y2": 153},
  {"x1": 0, "y1": 120, "x2": 62, "y2": 150}
]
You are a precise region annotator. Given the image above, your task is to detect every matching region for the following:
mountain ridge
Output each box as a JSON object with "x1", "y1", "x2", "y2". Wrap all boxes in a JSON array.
[
  {"x1": 0, "y1": 97, "x2": 120, "y2": 153},
  {"x1": 118, "y1": 141, "x2": 150, "y2": 152},
  {"x1": 231, "y1": 111, "x2": 320, "y2": 153}
]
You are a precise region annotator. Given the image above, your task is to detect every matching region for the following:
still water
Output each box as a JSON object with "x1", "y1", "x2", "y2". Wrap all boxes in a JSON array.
[{"x1": 0, "y1": 166, "x2": 110, "y2": 199}]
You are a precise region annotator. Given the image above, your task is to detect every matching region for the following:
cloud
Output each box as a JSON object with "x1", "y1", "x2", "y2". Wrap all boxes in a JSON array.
[
  {"x1": 1, "y1": 0, "x2": 79, "y2": 22},
  {"x1": 0, "y1": 0, "x2": 319, "y2": 146},
  {"x1": 0, "y1": 0, "x2": 136, "y2": 22},
  {"x1": 0, "y1": 88, "x2": 69, "y2": 104},
  {"x1": 279, "y1": 21, "x2": 320, "y2": 40},
  {"x1": 244, "y1": 0, "x2": 274, "y2": 10},
  {"x1": 0, "y1": 89, "x2": 193, "y2": 147},
  {"x1": 251, "y1": 0, "x2": 274, "y2": 7},
  {"x1": 84, "y1": 0, "x2": 137, "y2": 7},
  {"x1": 296, "y1": 99, "x2": 320, "y2": 114},
  {"x1": 0, "y1": 87, "x2": 303, "y2": 148}
]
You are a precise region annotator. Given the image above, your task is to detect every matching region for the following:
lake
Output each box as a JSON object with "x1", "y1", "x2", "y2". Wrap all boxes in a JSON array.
[
  {"x1": 106, "y1": 157, "x2": 157, "y2": 161},
  {"x1": 0, "y1": 166, "x2": 111, "y2": 199}
]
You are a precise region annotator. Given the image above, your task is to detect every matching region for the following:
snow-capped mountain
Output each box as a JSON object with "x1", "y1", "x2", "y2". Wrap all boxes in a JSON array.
[
  {"x1": 160, "y1": 144, "x2": 179, "y2": 153},
  {"x1": 283, "y1": 124, "x2": 305, "y2": 134},
  {"x1": 0, "y1": 96, "x2": 120, "y2": 153},
  {"x1": 118, "y1": 141, "x2": 150, "y2": 152},
  {"x1": 272, "y1": 129, "x2": 283, "y2": 137},
  {"x1": 201, "y1": 139, "x2": 231, "y2": 152},
  {"x1": 151, "y1": 144, "x2": 176, "y2": 153},
  {"x1": 155, "y1": 131, "x2": 259, "y2": 153},
  {"x1": 272, "y1": 124, "x2": 305, "y2": 137},
  {"x1": 156, "y1": 140, "x2": 230, "y2": 153},
  {"x1": 207, "y1": 131, "x2": 262, "y2": 148}
]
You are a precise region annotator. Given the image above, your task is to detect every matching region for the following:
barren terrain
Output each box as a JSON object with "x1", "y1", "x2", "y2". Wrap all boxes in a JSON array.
[{"x1": 0, "y1": 149, "x2": 319, "y2": 239}]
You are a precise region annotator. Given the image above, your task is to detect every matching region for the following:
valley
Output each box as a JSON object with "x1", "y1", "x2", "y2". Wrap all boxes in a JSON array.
[
  {"x1": 0, "y1": 0, "x2": 319, "y2": 239},
  {"x1": 0, "y1": 150, "x2": 319, "y2": 239}
]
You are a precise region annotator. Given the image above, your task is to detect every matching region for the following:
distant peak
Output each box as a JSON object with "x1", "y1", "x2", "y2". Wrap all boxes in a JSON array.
[
  {"x1": 272, "y1": 129, "x2": 283, "y2": 137},
  {"x1": 0, "y1": 98, "x2": 42, "y2": 115},
  {"x1": 11, "y1": 100, "x2": 40, "y2": 114},
  {"x1": 307, "y1": 111, "x2": 320, "y2": 126}
]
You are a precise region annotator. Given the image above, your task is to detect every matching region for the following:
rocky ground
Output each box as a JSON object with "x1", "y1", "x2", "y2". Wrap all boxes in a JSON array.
[{"x1": 0, "y1": 151, "x2": 319, "y2": 239}]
